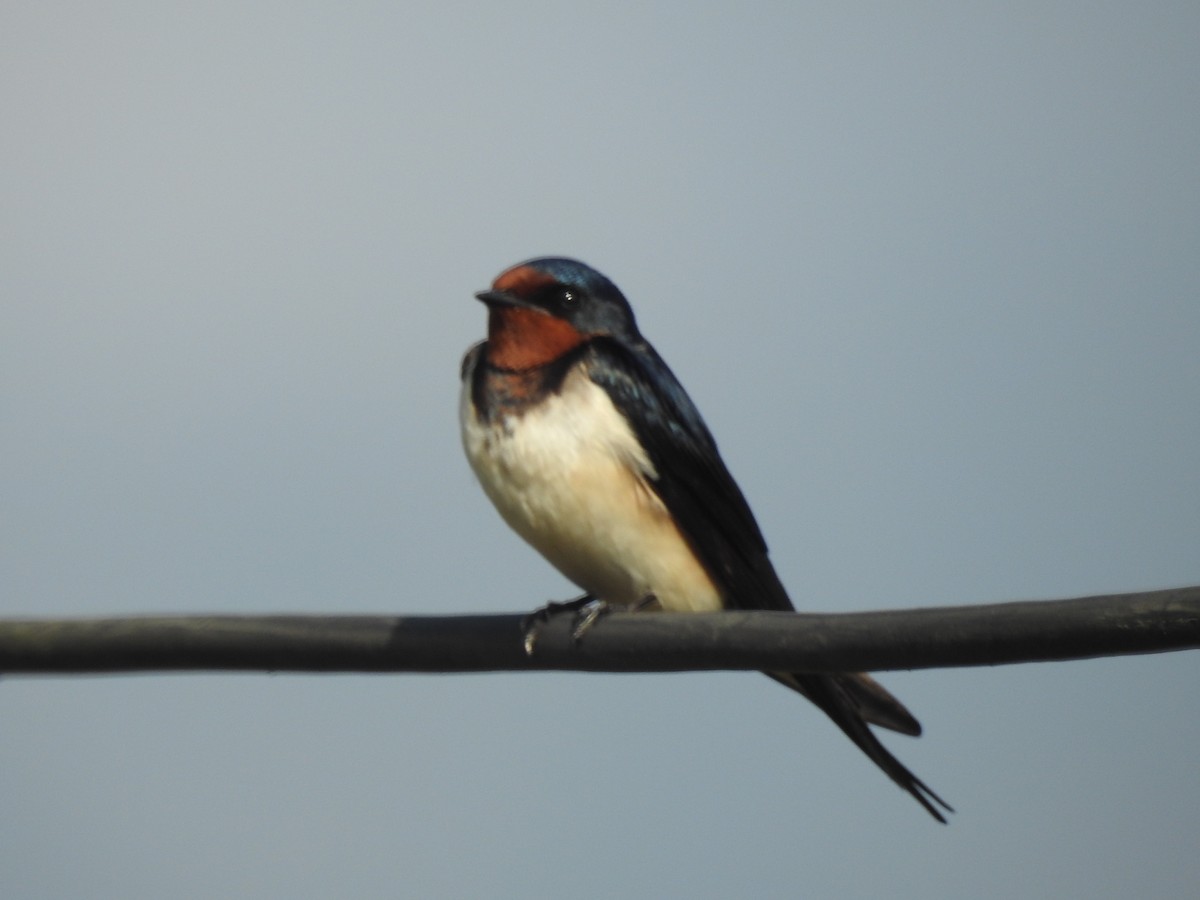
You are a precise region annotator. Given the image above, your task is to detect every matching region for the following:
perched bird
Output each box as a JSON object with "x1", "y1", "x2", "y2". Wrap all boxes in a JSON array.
[{"x1": 460, "y1": 256, "x2": 951, "y2": 822}]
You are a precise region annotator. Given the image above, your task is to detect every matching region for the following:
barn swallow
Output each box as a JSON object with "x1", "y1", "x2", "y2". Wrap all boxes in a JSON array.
[{"x1": 460, "y1": 257, "x2": 952, "y2": 822}]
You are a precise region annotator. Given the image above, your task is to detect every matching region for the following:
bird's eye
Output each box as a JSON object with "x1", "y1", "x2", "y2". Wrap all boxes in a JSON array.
[{"x1": 557, "y1": 288, "x2": 579, "y2": 308}]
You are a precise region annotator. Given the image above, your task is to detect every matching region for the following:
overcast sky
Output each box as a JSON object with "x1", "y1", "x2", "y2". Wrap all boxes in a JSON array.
[{"x1": 3, "y1": 3, "x2": 1199, "y2": 898}]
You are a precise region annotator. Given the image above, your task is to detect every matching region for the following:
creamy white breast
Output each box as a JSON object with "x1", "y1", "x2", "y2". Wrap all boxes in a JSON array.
[{"x1": 461, "y1": 360, "x2": 722, "y2": 613}]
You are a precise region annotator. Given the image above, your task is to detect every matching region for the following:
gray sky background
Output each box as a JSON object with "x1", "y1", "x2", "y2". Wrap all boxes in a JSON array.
[{"x1": 3, "y1": 3, "x2": 1198, "y2": 898}]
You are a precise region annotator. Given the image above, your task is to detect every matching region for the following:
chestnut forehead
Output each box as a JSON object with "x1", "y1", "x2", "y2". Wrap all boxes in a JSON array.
[{"x1": 492, "y1": 264, "x2": 559, "y2": 297}]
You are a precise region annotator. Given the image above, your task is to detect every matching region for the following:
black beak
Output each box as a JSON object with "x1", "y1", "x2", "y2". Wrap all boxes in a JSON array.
[
  {"x1": 475, "y1": 289, "x2": 509, "y2": 307},
  {"x1": 475, "y1": 289, "x2": 532, "y2": 310}
]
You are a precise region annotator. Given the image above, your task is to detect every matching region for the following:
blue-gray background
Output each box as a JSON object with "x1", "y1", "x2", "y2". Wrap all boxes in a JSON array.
[{"x1": 3, "y1": 3, "x2": 1198, "y2": 898}]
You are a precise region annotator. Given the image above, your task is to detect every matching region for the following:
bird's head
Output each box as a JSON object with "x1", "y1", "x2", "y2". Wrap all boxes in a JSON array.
[{"x1": 476, "y1": 257, "x2": 639, "y2": 370}]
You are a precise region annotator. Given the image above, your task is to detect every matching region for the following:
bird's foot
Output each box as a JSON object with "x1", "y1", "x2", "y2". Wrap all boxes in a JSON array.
[
  {"x1": 628, "y1": 593, "x2": 659, "y2": 613},
  {"x1": 521, "y1": 593, "x2": 596, "y2": 655},
  {"x1": 521, "y1": 593, "x2": 658, "y2": 655},
  {"x1": 568, "y1": 597, "x2": 610, "y2": 644},
  {"x1": 567, "y1": 593, "x2": 660, "y2": 645}
]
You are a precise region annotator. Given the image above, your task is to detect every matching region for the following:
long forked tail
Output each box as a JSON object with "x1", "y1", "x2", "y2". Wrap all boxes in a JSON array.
[{"x1": 770, "y1": 671, "x2": 953, "y2": 823}]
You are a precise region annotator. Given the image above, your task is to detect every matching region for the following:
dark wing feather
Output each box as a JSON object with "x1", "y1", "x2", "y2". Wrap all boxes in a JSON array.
[
  {"x1": 584, "y1": 337, "x2": 951, "y2": 822},
  {"x1": 583, "y1": 337, "x2": 793, "y2": 613}
]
